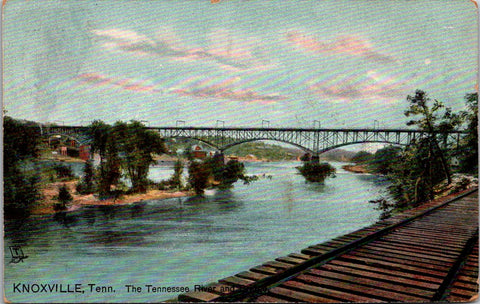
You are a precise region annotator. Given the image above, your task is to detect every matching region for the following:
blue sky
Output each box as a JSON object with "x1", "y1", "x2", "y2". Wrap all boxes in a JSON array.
[{"x1": 3, "y1": 0, "x2": 478, "y2": 128}]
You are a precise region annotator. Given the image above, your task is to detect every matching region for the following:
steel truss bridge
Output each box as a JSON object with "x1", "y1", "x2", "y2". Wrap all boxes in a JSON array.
[{"x1": 43, "y1": 126, "x2": 466, "y2": 156}]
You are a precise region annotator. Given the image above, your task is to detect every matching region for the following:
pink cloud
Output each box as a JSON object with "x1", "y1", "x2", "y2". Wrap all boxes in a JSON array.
[
  {"x1": 92, "y1": 28, "x2": 155, "y2": 45},
  {"x1": 171, "y1": 80, "x2": 285, "y2": 104},
  {"x1": 77, "y1": 72, "x2": 113, "y2": 87},
  {"x1": 77, "y1": 72, "x2": 161, "y2": 93},
  {"x1": 92, "y1": 27, "x2": 275, "y2": 71},
  {"x1": 285, "y1": 31, "x2": 395, "y2": 63},
  {"x1": 309, "y1": 70, "x2": 406, "y2": 100}
]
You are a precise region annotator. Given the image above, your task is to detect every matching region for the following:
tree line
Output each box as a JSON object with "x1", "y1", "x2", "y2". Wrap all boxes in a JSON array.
[
  {"x1": 79, "y1": 121, "x2": 253, "y2": 196},
  {"x1": 4, "y1": 118, "x2": 254, "y2": 219},
  {"x1": 3, "y1": 119, "x2": 167, "y2": 218},
  {"x1": 4, "y1": 90, "x2": 477, "y2": 219},
  {"x1": 350, "y1": 91, "x2": 478, "y2": 218},
  {"x1": 83, "y1": 120, "x2": 167, "y2": 195},
  {"x1": 4, "y1": 116, "x2": 43, "y2": 219}
]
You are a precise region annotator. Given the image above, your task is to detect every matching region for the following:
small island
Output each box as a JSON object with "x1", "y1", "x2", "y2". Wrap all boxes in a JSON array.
[{"x1": 297, "y1": 157, "x2": 336, "y2": 183}]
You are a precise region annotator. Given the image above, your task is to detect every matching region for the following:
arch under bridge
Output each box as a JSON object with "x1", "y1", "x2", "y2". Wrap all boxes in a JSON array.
[{"x1": 43, "y1": 126, "x2": 466, "y2": 157}]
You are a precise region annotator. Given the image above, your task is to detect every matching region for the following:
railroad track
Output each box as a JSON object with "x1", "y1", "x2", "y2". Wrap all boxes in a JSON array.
[{"x1": 178, "y1": 188, "x2": 478, "y2": 302}]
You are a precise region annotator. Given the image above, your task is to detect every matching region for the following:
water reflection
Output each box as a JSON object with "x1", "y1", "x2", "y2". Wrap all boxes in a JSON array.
[
  {"x1": 180, "y1": 190, "x2": 243, "y2": 215},
  {"x1": 215, "y1": 190, "x2": 242, "y2": 212},
  {"x1": 83, "y1": 229, "x2": 151, "y2": 247},
  {"x1": 304, "y1": 182, "x2": 327, "y2": 192},
  {"x1": 83, "y1": 207, "x2": 96, "y2": 226},
  {"x1": 184, "y1": 194, "x2": 210, "y2": 205},
  {"x1": 53, "y1": 211, "x2": 78, "y2": 227},
  {"x1": 4, "y1": 161, "x2": 387, "y2": 303},
  {"x1": 31, "y1": 193, "x2": 246, "y2": 249}
]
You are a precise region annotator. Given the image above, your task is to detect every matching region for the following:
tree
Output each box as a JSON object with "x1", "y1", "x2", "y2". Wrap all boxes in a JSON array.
[
  {"x1": 297, "y1": 162, "x2": 336, "y2": 183},
  {"x1": 54, "y1": 184, "x2": 73, "y2": 211},
  {"x1": 170, "y1": 159, "x2": 184, "y2": 190},
  {"x1": 458, "y1": 93, "x2": 478, "y2": 174},
  {"x1": 387, "y1": 139, "x2": 446, "y2": 205},
  {"x1": 4, "y1": 166, "x2": 42, "y2": 219},
  {"x1": 371, "y1": 146, "x2": 402, "y2": 175},
  {"x1": 4, "y1": 116, "x2": 40, "y2": 166},
  {"x1": 188, "y1": 161, "x2": 212, "y2": 194},
  {"x1": 87, "y1": 120, "x2": 121, "y2": 194},
  {"x1": 369, "y1": 91, "x2": 476, "y2": 218},
  {"x1": 381, "y1": 90, "x2": 461, "y2": 206},
  {"x1": 76, "y1": 159, "x2": 95, "y2": 194},
  {"x1": 113, "y1": 121, "x2": 167, "y2": 193},
  {"x1": 4, "y1": 117, "x2": 42, "y2": 219},
  {"x1": 86, "y1": 120, "x2": 167, "y2": 194},
  {"x1": 87, "y1": 120, "x2": 110, "y2": 160},
  {"x1": 351, "y1": 151, "x2": 373, "y2": 163},
  {"x1": 220, "y1": 159, "x2": 246, "y2": 188},
  {"x1": 187, "y1": 155, "x2": 252, "y2": 192},
  {"x1": 53, "y1": 163, "x2": 75, "y2": 180},
  {"x1": 100, "y1": 138, "x2": 122, "y2": 194},
  {"x1": 404, "y1": 90, "x2": 453, "y2": 184}
]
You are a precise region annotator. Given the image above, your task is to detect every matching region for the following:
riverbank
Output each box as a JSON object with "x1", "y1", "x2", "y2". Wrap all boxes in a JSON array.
[
  {"x1": 342, "y1": 164, "x2": 369, "y2": 173},
  {"x1": 342, "y1": 163, "x2": 478, "y2": 201},
  {"x1": 39, "y1": 154, "x2": 86, "y2": 163},
  {"x1": 33, "y1": 180, "x2": 192, "y2": 215}
]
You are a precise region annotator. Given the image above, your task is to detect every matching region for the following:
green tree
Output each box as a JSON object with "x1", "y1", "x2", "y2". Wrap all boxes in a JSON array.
[
  {"x1": 404, "y1": 90, "x2": 453, "y2": 184},
  {"x1": 370, "y1": 91, "x2": 475, "y2": 218},
  {"x1": 101, "y1": 138, "x2": 122, "y2": 194},
  {"x1": 4, "y1": 166, "x2": 42, "y2": 219},
  {"x1": 170, "y1": 159, "x2": 184, "y2": 190},
  {"x1": 219, "y1": 159, "x2": 246, "y2": 188},
  {"x1": 458, "y1": 92, "x2": 478, "y2": 174},
  {"x1": 387, "y1": 139, "x2": 446, "y2": 205},
  {"x1": 87, "y1": 120, "x2": 121, "y2": 194},
  {"x1": 55, "y1": 184, "x2": 73, "y2": 211},
  {"x1": 376, "y1": 91, "x2": 462, "y2": 212},
  {"x1": 4, "y1": 116, "x2": 40, "y2": 165},
  {"x1": 188, "y1": 161, "x2": 212, "y2": 194},
  {"x1": 4, "y1": 117, "x2": 42, "y2": 219},
  {"x1": 87, "y1": 120, "x2": 110, "y2": 162},
  {"x1": 297, "y1": 162, "x2": 336, "y2": 183},
  {"x1": 53, "y1": 163, "x2": 75, "y2": 180},
  {"x1": 371, "y1": 146, "x2": 402, "y2": 175},
  {"x1": 76, "y1": 159, "x2": 95, "y2": 194},
  {"x1": 351, "y1": 151, "x2": 373, "y2": 163},
  {"x1": 113, "y1": 121, "x2": 167, "y2": 193}
]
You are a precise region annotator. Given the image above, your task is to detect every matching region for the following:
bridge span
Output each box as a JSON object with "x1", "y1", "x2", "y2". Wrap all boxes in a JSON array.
[{"x1": 42, "y1": 125, "x2": 466, "y2": 156}]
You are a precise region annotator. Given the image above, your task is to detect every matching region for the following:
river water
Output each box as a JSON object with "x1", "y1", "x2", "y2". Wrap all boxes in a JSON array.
[{"x1": 4, "y1": 161, "x2": 389, "y2": 302}]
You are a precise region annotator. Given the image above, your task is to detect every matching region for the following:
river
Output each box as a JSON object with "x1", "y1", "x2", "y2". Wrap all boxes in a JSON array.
[{"x1": 4, "y1": 161, "x2": 390, "y2": 302}]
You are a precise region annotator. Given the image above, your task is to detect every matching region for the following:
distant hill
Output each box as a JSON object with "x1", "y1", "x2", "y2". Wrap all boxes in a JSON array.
[
  {"x1": 320, "y1": 149, "x2": 356, "y2": 162},
  {"x1": 166, "y1": 138, "x2": 356, "y2": 162},
  {"x1": 226, "y1": 142, "x2": 302, "y2": 161}
]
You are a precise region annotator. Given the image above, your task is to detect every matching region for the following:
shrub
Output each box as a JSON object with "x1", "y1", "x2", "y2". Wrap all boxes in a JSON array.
[
  {"x1": 297, "y1": 162, "x2": 336, "y2": 183},
  {"x1": 55, "y1": 184, "x2": 73, "y2": 211},
  {"x1": 53, "y1": 163, "x2": 75, "y2": 180}
]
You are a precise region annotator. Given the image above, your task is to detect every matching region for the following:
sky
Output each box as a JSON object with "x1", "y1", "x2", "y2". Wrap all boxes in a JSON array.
[{"x1": 2, "y1": 0, "x2": 478, "y2": 129}]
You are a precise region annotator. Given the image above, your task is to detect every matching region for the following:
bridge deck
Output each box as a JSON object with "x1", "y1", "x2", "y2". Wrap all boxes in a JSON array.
[
  {"x1": 43, "y1": 126, "x2": 466, "y2": 155},
  {"x1": 177, "y1": 189, "x2": 478, "y2": 302}
]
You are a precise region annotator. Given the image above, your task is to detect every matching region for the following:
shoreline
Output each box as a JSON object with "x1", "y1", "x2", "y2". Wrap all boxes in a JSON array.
[
  {"x1": 342, "y1": 164, "x2": 370, "y2": 174},
  {"x1": 34, "y1": 180, "x2": 192, "y2": 215}
]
